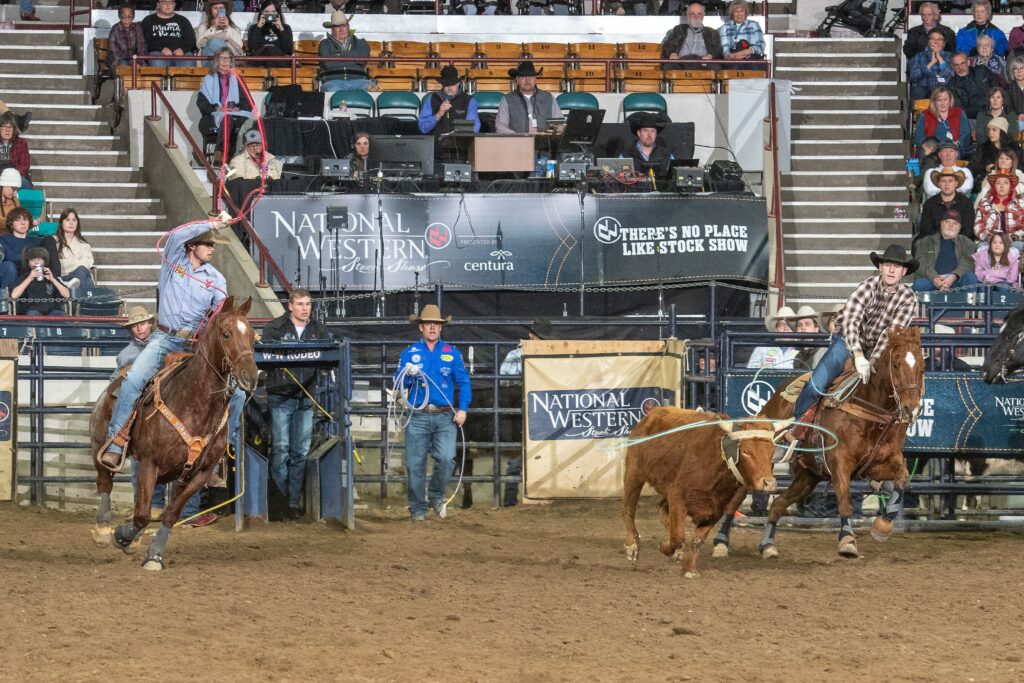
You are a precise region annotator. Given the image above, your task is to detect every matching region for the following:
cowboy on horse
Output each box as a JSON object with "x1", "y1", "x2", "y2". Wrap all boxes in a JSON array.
[{"x1": 97, "y1": 215, "x2": 244, "y2": 470}]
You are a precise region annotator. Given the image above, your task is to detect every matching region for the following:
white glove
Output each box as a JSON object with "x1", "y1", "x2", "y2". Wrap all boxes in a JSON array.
[
  {"x1": 854, "y1": 355, "x2": 871, "y2": 384},
  {"x1": 210, "y1": 211, "x2": 232, "y2": 231},
  {"x1": 404, "y1": 362, "x2": 420, "y2": 376}
]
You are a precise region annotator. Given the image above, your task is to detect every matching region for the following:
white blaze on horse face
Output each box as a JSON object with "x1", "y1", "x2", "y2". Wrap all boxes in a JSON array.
[
  {"x1": 905, "y1": 351, "x2": 916, "y2": 368},
  {"x1": 236, "y1": 320, "x2": 249, "y2": 335}
]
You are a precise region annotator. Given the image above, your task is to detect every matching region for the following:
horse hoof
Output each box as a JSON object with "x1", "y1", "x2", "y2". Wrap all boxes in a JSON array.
[
  {"x1": 122, "y1": 537, "x2": 142, "y2": 555},
  {"x1": 711, "y1": 543, "x2": 729, "y2": 558},
  {"x1": 658, "y1": 540, "x2": 675, "y2": 557},
  {"x1": 838, "y1": 538, "x2": 860, "y2": 558},
  {"x1": 870, "y1": 517, "x2": 893, "y2": 543},
  {"x1": 142, "y1": 558, "x2": 164, "y2": 571},
  {"x1": 683, "y1": 570, "x2": 699, "y2": 579},
  {"x1": 624, "y1": 543, "x2": 639, "y2": 561},
  {"x1": 760, "y1": 544, "x2": 779, "y2": 560},
  {"x1": 91, "y1": 524, "x2": 112, "y2": 547},
  {"x1": 671, "y1": 548, "x2": 684, "y2": 562}
]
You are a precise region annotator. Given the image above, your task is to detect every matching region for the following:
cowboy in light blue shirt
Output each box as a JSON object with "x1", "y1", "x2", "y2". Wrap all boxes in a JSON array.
[{"x1": 98, "y1": 217, "x2": 240, "y2": 468}]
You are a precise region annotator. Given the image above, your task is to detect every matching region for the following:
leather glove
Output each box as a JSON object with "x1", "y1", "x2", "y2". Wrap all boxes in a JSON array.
[
  {"x1": 404, "y1": 362, "x2": 420, "y2": 376},
  {"x1": 854, "y1": 355, "x2": 871, "y2": 384},
  {"x1": 210, "y1": 211, "x2": 232, "y2": 231}
]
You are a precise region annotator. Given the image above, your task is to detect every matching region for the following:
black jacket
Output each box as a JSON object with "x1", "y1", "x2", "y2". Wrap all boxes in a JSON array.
[
  {"x1": 261, "y1": 313, "x2": 333, "y2": 397},
  {"x1": 917, "y1": 192, "x2": 976, "y2": 242},
  {"x1": 903, "y1": 23, "x2": 956, "y2": 60},
  {"x1": 949, "y1": 66, "x2": 992, "y2": 119}
]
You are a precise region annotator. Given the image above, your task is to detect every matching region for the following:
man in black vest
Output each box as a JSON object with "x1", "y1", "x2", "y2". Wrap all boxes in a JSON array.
[
  {"x1": 621, "y1": 112, "x2": 674, "y2": 178},
  {"x1": 495, "y1": 60, "x2": 562, "y2": 134},
  {"x1": 418, "y1": 65, "x2": 480, "y2": 163}
]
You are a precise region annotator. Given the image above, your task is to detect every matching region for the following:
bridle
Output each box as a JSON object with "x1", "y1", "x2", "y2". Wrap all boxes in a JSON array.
[
  {"x1": 996, "y1": 328, "x2": 1024, "y2": 383},
  {"x1": 196, "y1": 314, "x2": 255, "y2": 393},
  {"x1": 885, "y1": 343, "x2": 924, "y2": 424}
]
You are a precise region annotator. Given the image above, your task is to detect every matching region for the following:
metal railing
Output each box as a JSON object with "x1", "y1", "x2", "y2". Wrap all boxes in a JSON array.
[
  {"x1": 765, "y1": 79, "x2": 784, "y2": 311},
  {"x1": 146, "y1": 82, "x2": 292, "y2": 293}
]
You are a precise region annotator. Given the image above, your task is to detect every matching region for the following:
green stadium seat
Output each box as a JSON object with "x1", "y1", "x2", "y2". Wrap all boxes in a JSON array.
[
  {"x1": 556, "y1": 92, "x2": 600, "y2": 112},
  {"x1": 376, "y1": 91, "x2": 422, "y2": 121},
  {"x1": 622, "y1": 92, "x2": 667, "y2": 117},
  {"x1": 473, "y1": 90, "x2": 504, "y2": 114},
  {"x1": 328, "y1": 90, "x2": 375, "y2": 118}
]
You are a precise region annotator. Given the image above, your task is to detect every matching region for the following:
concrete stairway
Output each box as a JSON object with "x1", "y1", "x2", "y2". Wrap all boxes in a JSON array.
[
  {"x1": 0, "y1": 28, "x2": 163, "y2": 306},
  {"x1": 773, "y1": 36, "x2": 911, "y2": 305}
]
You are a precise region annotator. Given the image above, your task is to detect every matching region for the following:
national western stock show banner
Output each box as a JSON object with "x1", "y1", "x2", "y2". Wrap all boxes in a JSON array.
[
  {"x1": 523, "y1": 339, "x2": 684, "y2": 498},
  {"x1": 251, "y1": 194, "x2": 767, "y2": 290}
]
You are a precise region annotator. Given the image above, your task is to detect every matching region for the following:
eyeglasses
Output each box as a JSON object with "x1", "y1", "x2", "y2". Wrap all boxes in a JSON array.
[{"x1": 952, "y1": 61, "x2": 967, "y2": 67}]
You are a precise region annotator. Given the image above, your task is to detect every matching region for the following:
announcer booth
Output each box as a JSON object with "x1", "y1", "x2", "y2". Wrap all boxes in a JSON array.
[{"x1": 244, "y1": 341, "x2": 354, "y2": 530}]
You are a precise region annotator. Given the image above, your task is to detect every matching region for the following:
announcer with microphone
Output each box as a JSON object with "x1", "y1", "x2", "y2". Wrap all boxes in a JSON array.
[
  {"x1": 394, "y1": 304, "x2": 471, "y2": 523},
  {"x1": 417, "y1": 65, "x2": 480, "y2": 137}
]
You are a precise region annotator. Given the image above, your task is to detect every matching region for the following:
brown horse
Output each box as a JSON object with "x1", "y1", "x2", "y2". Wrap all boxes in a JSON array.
[
  {"x1": 712, "y1": 326, "x2": 924, "y2": 560},
  {"x1": 91, "y1": 297, "x2": 258, "y2": 570}
]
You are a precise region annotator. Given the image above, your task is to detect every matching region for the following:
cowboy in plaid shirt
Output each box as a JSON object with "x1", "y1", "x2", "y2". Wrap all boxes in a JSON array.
[{"x1": 719, "y1": 0, "x2": 765, "y2": 59}]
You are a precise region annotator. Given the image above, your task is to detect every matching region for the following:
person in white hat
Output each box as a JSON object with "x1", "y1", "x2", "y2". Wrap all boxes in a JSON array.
[
  {"x1": 318, "y1": 11, "x2": 372, "y2": 92},
  {"x1": 228, "y1": 129, "x2": 282, "y2": 181},
  {"x1": 113, "y1": 305, "x2": 156, "y2": 378},
  {"x1": 0, "y1": 167, "x2": 24, "y2": 224},
  {"x1": 790, "y1": 305, "x2": 826, "y2": 369},
  {"x1": 746, "y1": 305, "x2": 799, "y2": 369}
]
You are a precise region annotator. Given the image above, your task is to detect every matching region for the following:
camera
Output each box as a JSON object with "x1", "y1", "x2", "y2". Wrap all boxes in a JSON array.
[
  {"x1": 216, "y1": 7, "x2": 226, "y2": 16},
  {"x1": 265, "y1": 13, "x2": 278, "y2": 22}
]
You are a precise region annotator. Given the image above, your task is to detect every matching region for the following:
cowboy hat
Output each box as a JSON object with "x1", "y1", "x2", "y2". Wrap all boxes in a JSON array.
[
  {"x1": 122, "y1": 305, "x2": 155, "y2": 328},
  {"x1": 322, "y1": 10, "x2": 352, "y2": 28},
  {"x1": 627, "y1": 111, "x2": 669, "y2": 136},
  {"x1": 0, "y1": 168, "x2": 21, "y2": 188},
  {"x1": 408, "y1": 304, "x2": 452, "y2": 325},
  {"x1": 765, "y1": 305, "x2": 797, "y2": 331},
  {"x1": 929, "y1": 165, "x2": 966, "y2": 189},
  {"x1": 528, "y1": 318, "x2": 553, "y2": 340},
  {"x1": 436, "y1": 65, "x2": 462, "y2": 87},
  {"x1": 818, "y1": 303, "x2": 843, "y2": 330},
  {"x1": 792, "y1": 305, "x2": 818, "y2": 320},
  {"x1": 869, "y1": 244, "x2": 919, "y2": 275},
  {"x1": 987, "y1": 168, "x2": 1020, "y2": 188},
  {"x1": 185, "y1": 229, "x2": 232, "y2": 249},
  {"x1": 508, "y1": 60, "x2": 543, "y2": 78}
]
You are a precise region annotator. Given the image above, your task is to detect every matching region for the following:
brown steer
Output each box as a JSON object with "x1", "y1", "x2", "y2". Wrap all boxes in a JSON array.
[{"x1": 622, "y1": 407, "x2": 786, "y2": 577}]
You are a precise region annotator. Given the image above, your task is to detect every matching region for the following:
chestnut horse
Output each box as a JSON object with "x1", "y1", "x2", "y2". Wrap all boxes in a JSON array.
[
  {"x1": 91, "y1": 297, "x2": 258, "y2": 570},
  {"x1": 713, "y1": 326, "x2": 924, "y2": 559}
]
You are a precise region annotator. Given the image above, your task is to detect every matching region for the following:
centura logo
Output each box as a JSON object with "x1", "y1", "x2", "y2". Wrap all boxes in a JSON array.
[
  {"x1": 593, "y1": 216, "x2": 622, "y2": 245},
  {"x1": 425, "y1": 222, "x2": 452, "y2": 250},
  {"x1": 741, "y1": 380, "x2": 776, "y2": 416},
  {"x1": 464, "y1": 249, "x2": 514, "y2": 271}
]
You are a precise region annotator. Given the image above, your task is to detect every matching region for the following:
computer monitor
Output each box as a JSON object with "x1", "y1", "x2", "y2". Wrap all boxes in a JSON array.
[
  {"x1": 367, "y1": 135, "x2": 435, "y2": 178},
  {"x1": 562, "y1": 108, "x2": 605, "y2": 147}
]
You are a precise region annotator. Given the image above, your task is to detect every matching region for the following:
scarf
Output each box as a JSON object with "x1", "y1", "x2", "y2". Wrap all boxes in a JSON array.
[{"x1": 199, "y1": 73, "x2": 242, "y2": 127}]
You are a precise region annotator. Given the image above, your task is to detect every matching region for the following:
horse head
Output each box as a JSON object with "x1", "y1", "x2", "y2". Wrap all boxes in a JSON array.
[
  {"x1": 982, "y1": 303, "x2": 1024, "y2": 384},
  {"x1": 882, "y1": 326, "x2": 924, "y2": 424},
  {"x1": 203, "y1": 296, "x2": 258, "y2": 392}
]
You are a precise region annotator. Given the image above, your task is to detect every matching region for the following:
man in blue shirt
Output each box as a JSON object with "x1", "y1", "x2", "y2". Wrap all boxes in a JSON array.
[
  {"x1": 418, "y1": 65, "x2": 480, "y2": 163},
  {"x1": 98, "y1": 216, "x2": 242, "y2": 470},
  {"x1": 394, "y1": 304, "x2": 471, "y2": 522}
]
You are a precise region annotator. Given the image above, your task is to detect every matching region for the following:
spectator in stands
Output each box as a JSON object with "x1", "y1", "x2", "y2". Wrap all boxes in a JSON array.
[
  {"x1": 975, "y1": 231, "x2": 1020, "y2": 284},
  {"x1": 418, "y1": 65, "x2": 481, "y2": 137},
  {"x1": 0, "y1": 113, "x2": 31, "y2": 189},
  {"x1": 974, "y1": 149, "x2": 1024, "y2": 205},
  {"x1": 10, "y1": 247, "x2": 72, "y2": 316},
  {"x1": 197, "y1": 1, "x2": 244, "y2": 58},
  {"x1": 142, "y1": 0, "x2": 197, "y2": 67},
  {"x1": 318, "y1": 12, "x2": 372, "y2": 92},
  {"x1": 18, "y1": 0, "x2": 39, "y2": 22},
  {"x1": 53, "y1": 208, "x2": 94, "y2": 292},
  {"x1": 247, "y1": 1, "x2": 294, "y2": 67},
  {"x1": 719, "y1": 0, "x2": 764, "y2": 61},
  {"x1": 922, "y1": 142, "x2": 975, "y2": 197},
  {"x1": 914, "y1": 86, "x2": 970, "y2": 153},
  {"x1": 108, "y1": 4, "x2": 146, "y2": 69},
  {"x1": 197, "y1": 48, "x2": 254, "y2": 159},
  {"x1": 970, "y1": 116, "x2": 1021, "y2": 180},
  {"x1": 0, "y1": 101, "x2": 30, "y2": 133},
  {"x1": 975, "y1": 169, "x2": 1024, "y2": 243},
  {"x1": 262, "y1": 288, "x2": 330, "y2": 520},
  {"x1": 971, "y1": 35, "x2": 1006, "y2": 87},
  {"x1": 909, "y1": 30, "x2": 954, "y2": 101},
  {"x1": 1010, "y1": 11, "x2": 1024, "y2": 56},
  {"x1": 904, "y1": 2, "x2": 956, "y2": 60},
  {"x1": 747, "y1": 307, "x2": 798, "y2": 369},
  {"x1": 0, "y1": 168, "x2": 22, "y2": 226},
  {"x1": 458, "y1": 0, "x2": 501, "y2": 14},
  {"x1": 495, "y1": 61, "x2": 562, "y2": 134},
  {"x1": 621, "y1": 112, "x2": 673, "y2": 175},
  {"x1": 349, "y1": 131, "x2": 370, "y2": 177},
  {"x1": 791, "y1": 306, "x2": 824, "y2": 370},
  {"x1": 659, "y1": 2, "x2": 724, "y2": 70},
  {"x1": 918, "y1": 167, "x2": 976, "y2": 244},
  {"x1": 228, "y1": 129, "x2": 282, "y2": 180},
  {"x1": 977, "y1": 87, "x2": 1018, "y2": 141},
  {"x1": 956, "y1": 1, "x2": 1008, "y2": 58},
  {"x1": 0, "y1": 207, "x2": 61, "y2": 292},
  {"x1": 949, "y1": 52, "x2": 992, "y2": 120},
  {"x1": 912, "y1": 211, "x2": 979, "y2": 292},
  {"x1": 114, "y1": 305, "x2": 155, "y2": 376}
]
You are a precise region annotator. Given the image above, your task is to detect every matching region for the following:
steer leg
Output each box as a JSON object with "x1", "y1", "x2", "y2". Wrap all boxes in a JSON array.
[
  {"x1": 659, "y1": 494, "x2": 687, "y2": 558},
  {"x1": 682, "y1": 522, "x2": 716, "y2": 578},
  {"x1": 760, "y1": 465, "x2": 820, "y2": 559},
  {"x1": 712, "y1": 486, "x2": 748, "y2": 558},
  {"x1": 621, "y1": 464, "x2": 645, "y2": 561}
]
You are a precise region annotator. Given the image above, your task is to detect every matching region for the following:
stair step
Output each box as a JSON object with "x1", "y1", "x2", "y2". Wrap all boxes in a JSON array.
[
  {"x1": 0, "y1": 59, "x2": 80, "y2": 76},
  {"x1": 792, "y1": 139, "x2": 903, "y2": 153},
  {"x1": 0, "y1": 90, "x2": 91, "y2": 105},
  {"x1": 31, "y1": 166, "x2": 143, "y2": 182},
  {"x1": 783, "y1": 201, "x2": 908, "y2": 219},
  {"x1": 22, "y1": 134, "x2": 121, "y2": 151},
  {"x1": 30, "y1": 120, "x2": 112, "y2": 135},
  {"x1": 32, "y1": 150, "x2": 130, "y2": 166},
  {"x1": 791, "y1": 96, "x2": 901, "y2": 112},
  {"x1": 784, "y1": 170, "x2": 907, "y2": 187},
  {"x1": 48, "y1": 198, "x2": 163, "y2": 215},
  {"x1": 791, "y1": 125, "x2": 903, "y2": 141},
  {"x1": 47, "y1": 215, "x2": 168, "y2": 230},
  {"x1": 782, "y1": 187, "x2": 907, "y2": 201},
  {"x1": 0, "y1": 103, "x2": 106, "y2": 122},
  {"x1": 88, "y1": 232, "x2": 166, "y2": 249},
  {"x1": 775, "y1": 54, "x2": 897, "y2": 69},
  {"x1": 780, "y1": 68, "x2": 899, "y2": 82},
  {"x1": 791, "y1": 155, "x2": 906, "y2": 172},
  {"x1": 774, "y1": 37, "x2": 898, "y2": 54},
  {"x1": 0, "y1": 30, "x2": 67, "y2": 47},
  {"x1": 792, "y1": 112, "x2": 903, "y2": 125},
  {"x1": 34, "y1": 182, "x2": 151, "y2": 199},
  {"x1": 793, "y1": 83, "x2": 902, "y2": 97}
]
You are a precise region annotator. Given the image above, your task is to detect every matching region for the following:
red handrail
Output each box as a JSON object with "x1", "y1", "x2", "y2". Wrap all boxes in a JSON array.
[
  {"x1": 147, "y1": 82, "x2": 292, "y2": 293},
  {"x1": 67, "y1": 0, "x2": 93, "y2": 32},
  {"x1": 766, "y1": 79, "x2": 784, "y2": 308}
]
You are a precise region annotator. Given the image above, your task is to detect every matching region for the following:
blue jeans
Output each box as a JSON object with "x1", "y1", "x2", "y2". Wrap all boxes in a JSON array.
[
  {"x1": 404, "y1": 411, "x2": 457, "y2": 516},
  {"x1": 20, "y1": 0, "x2": 34, "y2": 14},
  {"x1": 0, "y1": 262, "x2": 16, "y2": 291},
  {"x1": 321, "y1": 78, "x2": 374, "y2": 92},
  {"x1": 132, "y1": 459, "x2": 201, "y2": 516},
  {"x1": 912, "y1": 271, "x2": 978, "y2": 291},
  {"x1": 148, "y1": 51, "x2": 194, "y2": 67},
  {"x1": 793, "y1": 335, "x2": 851, "y2": 420},
  {"x1": 62, "y1": 265, "x2": 94, "y2": 291},
  {"x1": 200, "y1": 38, "x2": 228, "y2": 57},
  {"x1": 24, "y1": 308, "x2": 65, "y2": 316},
  {"x1": 268, "y1": 393, "x2": 313, "y2": 509}
]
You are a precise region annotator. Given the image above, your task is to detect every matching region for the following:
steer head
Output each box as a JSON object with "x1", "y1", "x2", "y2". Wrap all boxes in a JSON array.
[{"x1": 718, "y1": 419, "x2": 790, "y2": 492}]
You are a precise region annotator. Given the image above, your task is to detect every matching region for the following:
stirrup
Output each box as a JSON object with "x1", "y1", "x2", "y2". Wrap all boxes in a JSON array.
[{"x1": 96, "y1": 433, "x2": 129, "y2": 472}]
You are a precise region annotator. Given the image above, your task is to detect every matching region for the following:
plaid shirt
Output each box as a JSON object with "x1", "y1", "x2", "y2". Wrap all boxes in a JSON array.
[
  {"x1": 718, "y1": 19, "x2": 765, "y2": 57},
  {"x1": 836, "y1": 274, "x2": 917, "y2": 363},
  {"x1": 974, "y1": 196, "x2": 1024, "y2": 242}
]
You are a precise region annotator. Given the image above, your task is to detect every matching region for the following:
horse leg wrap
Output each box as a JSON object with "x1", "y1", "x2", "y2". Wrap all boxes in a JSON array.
[
  {"x1": 839, "y1": 517, "x2": 855, "y2": 541},
  {"x1": 113, "y1": 522, "x2": 141, "y2": 549},
  {"x1": 759, "y1": 521, "x2": 776, "y2": 551},
  {"x1": 714, "y1": 515, "x2": 734, "y2": 547},
  {"x1": 883, "y1": 485, "x2": 903, "y2": 522},
  {"x1": 97, "y1": 493, "x2": 112, "y2": 525},
  {"x1": 146, "y1": 525, "x2": 172, "y2": 566}
]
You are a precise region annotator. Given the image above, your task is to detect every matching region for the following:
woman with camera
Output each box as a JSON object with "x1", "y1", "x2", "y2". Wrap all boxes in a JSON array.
[
  {"x1": 197, "y1": 0, "x2": 244, "y2": 57},
  {"x1": 247, "y1": 0, "x2": 294, "y2": 68}
]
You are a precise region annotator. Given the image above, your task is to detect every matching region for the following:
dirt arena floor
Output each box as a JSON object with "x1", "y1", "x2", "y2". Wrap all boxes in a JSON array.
[{"x1": 2, "y1": 499, "x2": 1023, "y2": 682}]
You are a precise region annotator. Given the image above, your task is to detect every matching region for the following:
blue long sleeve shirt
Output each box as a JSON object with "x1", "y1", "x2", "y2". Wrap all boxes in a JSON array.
[
  {"x1": 417, "y1": 95, "x2": 481, "y2": 134},
  {"x1": 158, "y1": 221, "x2": 227, "y2": 332},
  {"x1": 908, "y1": 49, "x2": 953, "y2": 92},
  {"x1": 956, "y1": 22, "x2": 1008, "y2": 57},
  {"x1": 395, "y1": 337, "x2": 471, "y2": 411}
]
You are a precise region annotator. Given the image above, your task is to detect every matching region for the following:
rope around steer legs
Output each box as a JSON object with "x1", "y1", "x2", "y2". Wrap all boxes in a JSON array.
[{"x1": 604, "y1": 416, "x2": 841, "y2": 456}]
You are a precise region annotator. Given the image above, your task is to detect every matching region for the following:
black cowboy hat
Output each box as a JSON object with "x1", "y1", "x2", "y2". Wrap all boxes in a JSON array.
[
  {"x1": 528, "y1": 318, "x2": 553, "y2": 340},
  {"x1": 508, "y1": 60, "x2": 543, "y2": 78},
  {"x1": 869, "y1": 244, "x2": 919, "y2": 276},
  {"x1": 627, "y1": 111, "x2": 669, "y2": 136},
  {"x1": 436, "y1": 65, "x2": 462, "y2": 87}
]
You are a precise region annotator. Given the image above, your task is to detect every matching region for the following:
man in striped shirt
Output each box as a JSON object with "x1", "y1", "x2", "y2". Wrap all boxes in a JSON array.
[{"x1": 791, "y1": 244, "x2": 919, "y2": 422}]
